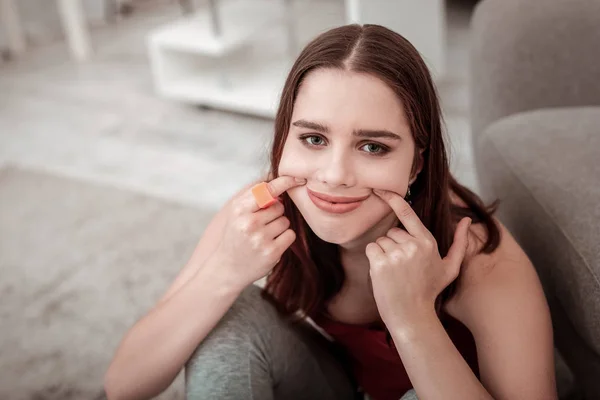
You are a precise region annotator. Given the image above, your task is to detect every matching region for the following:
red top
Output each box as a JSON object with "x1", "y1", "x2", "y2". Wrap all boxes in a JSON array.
[{"x1": 315, "y1": 313, "x2": 479, "y2": 400}]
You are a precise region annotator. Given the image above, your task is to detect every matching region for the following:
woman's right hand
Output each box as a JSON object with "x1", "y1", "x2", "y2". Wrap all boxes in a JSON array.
[
  {"x1": 209, "y1": 175, "x2": 307, "y2": 288},
  {"x1": 104, "y1": 176, "x2": 307, "y2": 400}
]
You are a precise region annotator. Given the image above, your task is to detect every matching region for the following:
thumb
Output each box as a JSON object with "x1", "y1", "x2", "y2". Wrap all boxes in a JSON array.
[
  {"x1": 444, "y1": 217, "x2": 472, "y2": 270},
  {"x1": 267, "y1": 175, "x2": 307, "y2": 197}
]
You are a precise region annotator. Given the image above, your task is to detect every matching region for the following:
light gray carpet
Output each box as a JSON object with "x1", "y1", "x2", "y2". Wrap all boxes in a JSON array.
[{"x1": 0, "y1": 165, "x2": 214, "y2": 399}]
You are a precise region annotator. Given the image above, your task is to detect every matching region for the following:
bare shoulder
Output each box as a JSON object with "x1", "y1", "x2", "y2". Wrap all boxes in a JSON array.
[
  {"x1": 444, "y1": 213, "x2": 539, "y2": 320},
  {"x1": 459, "y1": 218, "x2": 530, "y2": 289}
]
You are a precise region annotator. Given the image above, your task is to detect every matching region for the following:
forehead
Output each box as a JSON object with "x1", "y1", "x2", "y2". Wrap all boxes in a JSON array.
[{"x1": 291, "y1": 68, "x2": 409, "y2": 133}]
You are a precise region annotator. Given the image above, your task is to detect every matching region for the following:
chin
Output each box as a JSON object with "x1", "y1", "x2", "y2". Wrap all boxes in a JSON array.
[{"x1": 307, "y1": 223, "x2": 364, "y2": 245}]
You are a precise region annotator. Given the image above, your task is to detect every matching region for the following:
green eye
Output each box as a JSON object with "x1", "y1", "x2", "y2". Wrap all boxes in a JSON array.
[
  {"x1": 362, "y1": 143, "x2": 384, "y2": 153},
  {"x1": 306, "y1": 136, "x2": 324, "y2": 146}
]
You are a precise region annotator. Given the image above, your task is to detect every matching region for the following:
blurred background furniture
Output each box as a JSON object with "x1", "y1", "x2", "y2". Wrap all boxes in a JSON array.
[
  {"x1": 0, "y1": 0, "x2": 193, "y2": 62},
  {"x1": 0, "y1": 0, "x2": 92, "y2": 60},
  {"x1": 147, "y1": 0, "x2": 447, "y2": 118},
  {"x1": 470, "y1": 0, "x2": 600, "y2": 398}
]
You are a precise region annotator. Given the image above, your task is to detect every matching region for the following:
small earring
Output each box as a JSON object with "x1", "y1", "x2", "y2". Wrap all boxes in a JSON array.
[{"x1": 406, "y1": 186, "x2": 412, "y2": 205}]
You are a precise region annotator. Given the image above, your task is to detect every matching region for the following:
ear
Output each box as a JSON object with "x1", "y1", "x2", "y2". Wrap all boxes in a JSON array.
[{"x1": 409, "y1": 149, "x2": 425, "y2": 185}]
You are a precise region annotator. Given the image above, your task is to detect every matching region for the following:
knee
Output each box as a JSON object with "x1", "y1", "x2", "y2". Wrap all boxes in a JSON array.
[
  {"x1": 185, "y1": 284, "x2": 277, "y2": 370},
  {"x1": 185, "y1": 284, "x2": 278, "y2": 397},
  {"x1": 221, "y1": 283, "x2": 282, "y2": 334}
]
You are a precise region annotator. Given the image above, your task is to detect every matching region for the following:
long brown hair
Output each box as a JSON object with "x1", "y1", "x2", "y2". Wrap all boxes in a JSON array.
[{"x1": 263, "y1": 24, "x2": 499, "y2": 324}]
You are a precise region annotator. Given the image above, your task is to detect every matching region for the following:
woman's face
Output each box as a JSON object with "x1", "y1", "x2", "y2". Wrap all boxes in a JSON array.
[{"x1": 278, "y1": 68, "x2": 419, "y2": 246}]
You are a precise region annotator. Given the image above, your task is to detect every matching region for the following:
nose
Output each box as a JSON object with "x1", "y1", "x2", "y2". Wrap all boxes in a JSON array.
[{"x1": 315, "y1": 152, "x2": 356, "y2": 187}]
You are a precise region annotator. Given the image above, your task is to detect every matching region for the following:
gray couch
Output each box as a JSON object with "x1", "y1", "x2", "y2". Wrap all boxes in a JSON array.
[{"x1": 469, "y1": 0, "x2": 600, "y2": 399}]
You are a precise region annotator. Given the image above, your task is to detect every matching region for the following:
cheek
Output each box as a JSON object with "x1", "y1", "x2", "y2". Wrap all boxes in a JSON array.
[
  {"x1": 278, "y1": 142, "x2": 313, "y2": 178},
  {"x1": 371, "y1": 175, "x2": 408, "y2": 193},
  {"x1": 358, "y1": 159, "x2": 412, "y2": 193}
]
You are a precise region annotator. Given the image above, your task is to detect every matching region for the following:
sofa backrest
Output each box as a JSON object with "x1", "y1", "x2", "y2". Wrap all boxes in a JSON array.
[{"x1": 469, "y1": 0, "x2": 600, "y2": 140}]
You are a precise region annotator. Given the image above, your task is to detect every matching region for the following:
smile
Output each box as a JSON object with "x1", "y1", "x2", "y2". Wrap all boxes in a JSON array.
[{"x1": 307, "y1": 188, "x2": 369, "y2": 214}]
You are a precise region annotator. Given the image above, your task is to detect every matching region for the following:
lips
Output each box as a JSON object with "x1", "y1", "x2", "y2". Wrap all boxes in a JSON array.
[
  {"x1": 307, "y1": 189, "x2": 370, "y2": 203},
  {"x1": 307, "y1": 188, "x2": 369, "y2": 214}
]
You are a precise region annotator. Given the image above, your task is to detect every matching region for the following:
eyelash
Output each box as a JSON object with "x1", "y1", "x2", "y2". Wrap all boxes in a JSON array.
[{"x1": 298, "y1": 134, "x2": 391, "y2": 157}]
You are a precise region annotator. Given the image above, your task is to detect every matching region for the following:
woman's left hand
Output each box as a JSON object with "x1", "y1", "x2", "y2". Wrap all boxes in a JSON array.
[{"x1": 366, "y1": 189, "x2": 472, "y2": 330}]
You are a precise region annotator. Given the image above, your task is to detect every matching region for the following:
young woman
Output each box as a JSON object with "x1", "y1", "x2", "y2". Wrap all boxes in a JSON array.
[{"x1": 105, "y1": 24, "x2": 557, "y2": 400}]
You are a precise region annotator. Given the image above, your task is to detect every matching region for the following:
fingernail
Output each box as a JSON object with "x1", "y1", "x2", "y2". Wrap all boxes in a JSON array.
[
  {"x1": 295, "y1": 177, "x2": 306, "y2": 184},
  {"x1": 373, "y1": 189, "x2": 383, "y2": 196}
]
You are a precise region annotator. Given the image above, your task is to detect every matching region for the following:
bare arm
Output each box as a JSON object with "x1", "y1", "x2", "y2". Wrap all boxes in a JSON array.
[
  {"x1": 104, "y1": 175, "x2": 303, "y2": 400},
  {"x1": 157, "y1": 180, "x2": 261, "y2": 305},
  {"x1": 390, "y1": 309, "x2": 492, "y2": 400},
  {"x1": 104, "y1": 181, "x2": 259, "y2": 400},
  {"x1": 446, "y1": 251, "x2": 557, "y2": 398}
]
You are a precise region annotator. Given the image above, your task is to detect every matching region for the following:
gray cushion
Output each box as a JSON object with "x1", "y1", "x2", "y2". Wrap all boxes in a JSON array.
[
  {"x1": 470, "y1": 0, "x2": 600, "y2": 139},
  {"x1": 476, "y1": 107, "x2": 600, "y2": 397}
]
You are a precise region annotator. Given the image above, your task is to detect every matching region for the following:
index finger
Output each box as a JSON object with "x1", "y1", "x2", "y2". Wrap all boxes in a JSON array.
[
  {"x1": 373, "y1": 189, "x2": 429, "y2": 238},
  {"x1": 244, "y1": 175, "x2": 307, "y2": 212}
]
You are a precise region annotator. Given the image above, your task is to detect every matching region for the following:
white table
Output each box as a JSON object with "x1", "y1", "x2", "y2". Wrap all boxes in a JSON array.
[{"x1": 0, "y1": 0, "x2": 92, "y2": 61}]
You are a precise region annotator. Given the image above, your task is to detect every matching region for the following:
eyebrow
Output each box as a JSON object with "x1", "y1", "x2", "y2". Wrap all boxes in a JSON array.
[{"x1": 291, "y1": 119, "x2": 402, "y2": 141}]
